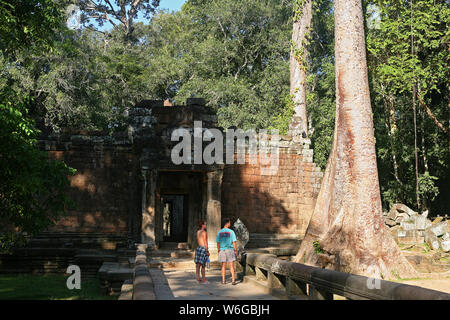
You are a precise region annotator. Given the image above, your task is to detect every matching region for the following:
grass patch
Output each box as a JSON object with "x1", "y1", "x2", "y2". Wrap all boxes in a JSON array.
[
  {"x1": 0, "y1": 274, "x2": 117, "y2": 300},
  {"x1": 422, "y1": 243, "x2": 431, "y2": 253}
]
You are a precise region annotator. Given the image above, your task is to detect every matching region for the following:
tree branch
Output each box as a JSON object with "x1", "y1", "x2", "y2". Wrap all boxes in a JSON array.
[{"x1": 415, "y1": 91, "x2": 450, "y2": 135}]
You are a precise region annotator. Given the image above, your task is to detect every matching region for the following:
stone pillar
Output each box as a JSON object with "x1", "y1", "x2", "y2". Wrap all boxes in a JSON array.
[
  {"x1": 206, "y1": 170, "x2": 223, "y2": 259},
  {"x1": 141, "y1": 169, "x2": 157, "y2": 248}
]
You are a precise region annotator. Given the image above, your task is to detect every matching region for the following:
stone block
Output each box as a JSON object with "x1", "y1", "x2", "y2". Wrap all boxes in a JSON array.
[
  {"x1": 388, "y1": 203, "x2": 416, "y2": 221},
  {"x1": 396, "y1": 229, "x2": 424, "y2": 244},
  {"x1": 406, "y1": 255, "x2": 422, "y2": 265},
  {"x1": 400, "y1": 220, "x2": 416, "y2": 231},
  {"x1": 410, "y1": 214, "x2": 428, "y2": 230},
  {"x1": 385, "y1": 218, "x2": 397, "y2": 227},
  {"x1": 424, "y1": 229, "x2": 440, "y2": 250},
  {"x1": 397, "y1": 229, "x2": 406, "y2": 238},
  {"x1": 427, "y1": 221, "x2": 447, "y2": 237},
  {"x1": 441, "y1": 239, "x2": 450, "y2": 252}
]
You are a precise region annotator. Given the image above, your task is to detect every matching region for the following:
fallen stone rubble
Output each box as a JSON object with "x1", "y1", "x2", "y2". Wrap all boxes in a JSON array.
[{"x1": 384, "y1": 204, "x2": 450, "y2": 252}]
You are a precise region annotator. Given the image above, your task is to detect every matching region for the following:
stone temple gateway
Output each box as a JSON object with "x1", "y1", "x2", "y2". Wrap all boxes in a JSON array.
[{"x1": 0, "y1": 98, "x2": 323, "y2": 275}]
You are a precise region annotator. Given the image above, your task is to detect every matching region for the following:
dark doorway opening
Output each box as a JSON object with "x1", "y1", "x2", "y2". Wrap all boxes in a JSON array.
[
  {"x1": 161, "y1": 194, "x2": 189, "y2": 242},
  {"x1": 156, "y1": 171, "x2": 204, "y2": 248}
]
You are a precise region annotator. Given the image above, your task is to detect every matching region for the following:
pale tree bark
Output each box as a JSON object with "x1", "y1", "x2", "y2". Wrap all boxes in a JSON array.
[
  {"x1": 289, "y1": 0, "x2": 312, "y2": 139},
  {"x1": 294, "y1": 0, "x2": 417, "y2": 280},
  {"x1": 381, "y1": 91, "x2": 402, "y2": 187},
  {"x1": 387, "y1": 94, "x2": 402, "y2": 186}
]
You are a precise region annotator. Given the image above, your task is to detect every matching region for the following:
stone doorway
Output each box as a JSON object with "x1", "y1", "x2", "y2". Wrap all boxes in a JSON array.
[
  {"x1": 161, "y1": 194, "x2": 189, "y2": 243},
  {"x1": 140, "y1": 168, "x2": 223, "y2": 251},
  {"x1": 155, "y1": 171, "x2": 205, "y2": 248}
]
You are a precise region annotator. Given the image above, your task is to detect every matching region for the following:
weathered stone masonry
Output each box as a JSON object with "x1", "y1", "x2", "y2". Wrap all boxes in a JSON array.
[
  {"x1": 222, "y1": 151, "x2": 322, "y2": 237},
  {"x1": 32, "y1": 99, "x2": 323, "y2": 251},
  {"x1": 43, "y1": 133, "x2": 137, "y2": 236}
]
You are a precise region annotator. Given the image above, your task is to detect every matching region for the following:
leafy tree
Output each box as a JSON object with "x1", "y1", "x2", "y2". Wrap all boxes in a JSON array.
[
  {"x1": 2, "y1": 0, "x2": 448, "y2": 218},
  {"x1": 0, "y1": 0, "x2": 62, "y2": 56},
  {"x1": 296, "y1": 0, "x2": 417, "y2": 280},
  {"x1": 0, "y1": 0, "x2": 75, "y2": 252},
  {"x1": 3, "y1": 0, "x2": 293, "y2": 132},
  {"x1": 305, "y1": 0, "x2": 335, "y2": 169},
  {"x1": 0, "y1": 96, "x2": 75, "y2": 252},
  {"x1": 289, "y1": 0, "x2": 313, "y2": 137},
  {"x1": 173, "y1": 0, "x2": 293, "y2": 130},
  {"x1": 366, "y1": 0, "x2": 449, "y2": 212},
  {"x1": 77, "y1": 0, "x2": 160, "y2": 39}
]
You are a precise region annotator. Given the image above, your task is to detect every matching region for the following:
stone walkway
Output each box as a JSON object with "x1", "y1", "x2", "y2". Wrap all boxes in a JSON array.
[{"x1": 149, "y1": 269, "x2": 278, "y2": 300}]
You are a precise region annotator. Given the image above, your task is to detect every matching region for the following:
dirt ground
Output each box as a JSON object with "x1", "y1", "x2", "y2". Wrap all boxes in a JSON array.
[
  {"x1": 397, "y1": 243, "x2": 450, "y2": 293},
  {"x1": 395, "y1": 278, "x2": 450, "y2": 293}
]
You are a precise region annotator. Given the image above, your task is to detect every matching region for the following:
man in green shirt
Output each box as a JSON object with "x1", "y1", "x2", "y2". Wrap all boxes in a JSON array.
[{"x1": 216, "y1": 218, "x2": 238, "y2": 285}]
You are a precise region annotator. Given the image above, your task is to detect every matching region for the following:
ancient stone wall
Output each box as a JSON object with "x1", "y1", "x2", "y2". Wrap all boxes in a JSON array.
[
  {"x1": 11, "y1": 100, "x2": 323, "y2": 246},
  {"x1": 38, "y1": 131, "x2": 140, "y2": 237},
  {"x1": 221, "y1": 139, "x2": 322, "y2": 237}
]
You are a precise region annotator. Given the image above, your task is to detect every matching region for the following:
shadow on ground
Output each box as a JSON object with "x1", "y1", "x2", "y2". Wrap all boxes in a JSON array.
[{"x1": 149, "y1": 269, "x2": 278, "y2": 300}]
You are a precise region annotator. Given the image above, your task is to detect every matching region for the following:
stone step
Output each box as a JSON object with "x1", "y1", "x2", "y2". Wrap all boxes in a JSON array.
[
  {"x1": 118, "y1": 279, "x2": 133, "y2": 300},
  {"x1": 98, "y1": 262, "x2": 134, "y2": 295},
  {"x1": 98, "y1": 262, "x2": 133, "y2": 281},
  {"x1": 8, "y1": 247, "x2": 77, "y2": 256},
  {"x1": 74, "y1": 253, "x2": 118, "y2": 262},
  {"x1": 25, "y1": 233, "x2": 128, "y2": 251}
]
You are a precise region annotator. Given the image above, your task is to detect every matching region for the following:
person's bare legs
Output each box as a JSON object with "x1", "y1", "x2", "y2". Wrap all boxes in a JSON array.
[
  {"x1": 201, "y1": 265, "x2": 206, "y2": 283},
  {"x1": 229, "y1": 261, "x2": 235, "y2": 284},
  {"x1": 196, "y1": 263, "x2": 201, "y2": 282},
  {"x1": 221, "y1": 262, "x2": 226, "y2": 284}
]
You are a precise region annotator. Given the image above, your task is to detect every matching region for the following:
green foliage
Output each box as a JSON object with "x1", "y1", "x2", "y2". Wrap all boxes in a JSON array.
[
  {"x1": 269, "y1": 94, "x2": 295, "y2": 135},
  {"x1": 0, "y1": 97, "x2": 75, "y2": 252},
  {"x1": 3, "y1": 1, "x2": 292, "y2": 132},
  {"x1": 1, "y1": 0, "x2": 448, "y2": 220},
  {"x1": 292, "y1": 0, "x2": 449, "y2": 213},
  {"x1": 0, "y1": 233, "x2": 27, "y2": 254},
  {"x1": 77, "y1": 0, "x2": 160, "y2": 38},
  {"x1": 293, "y1": 0, "x2": 308, "y2": 22},
  {"x1": 174, "y1": 0, "x2": 293, "y2": 130},
  {"x1": 0, "y1": 0, "x2": 64, "y2": 56},
  {"x1": 418, "y1": 171, "x2": 439, "y2": 203},
  {"x1": 313, "y1": 240, "x2": 324, "y2": 254},
  {"x1": 305, "y1": 0, "x2": 335, "y2": 170},
  {"x1": 0, "y1": 0, "x2": 75, "y2": 252},
  {"x1": 366, "y1": 0, "x2": 449, "y2": 212}
]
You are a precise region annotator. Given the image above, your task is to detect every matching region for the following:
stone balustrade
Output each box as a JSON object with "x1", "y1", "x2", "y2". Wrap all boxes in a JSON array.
[{"x1": 242, "y1": 253, "x2": 450, "y2": 300}]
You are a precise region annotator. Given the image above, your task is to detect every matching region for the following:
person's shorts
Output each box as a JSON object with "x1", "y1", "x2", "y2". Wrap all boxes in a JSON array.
[
  {"x1": 194, "y1": 246, "x2": 208, "y2": 266},
  {"x1": 218, "y1": 249, "x2": 236, "y2": 263}
]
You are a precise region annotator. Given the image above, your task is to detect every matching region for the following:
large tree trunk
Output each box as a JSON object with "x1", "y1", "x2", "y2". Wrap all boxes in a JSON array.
[
  {"x1": 289, "y1": 0, "x2": 312, "y2": 139},
  {"x1": 294, "y1": 0, "x2": 417, "y2": 280}
]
